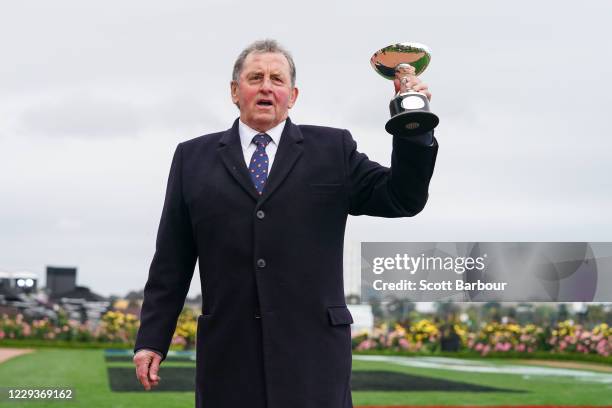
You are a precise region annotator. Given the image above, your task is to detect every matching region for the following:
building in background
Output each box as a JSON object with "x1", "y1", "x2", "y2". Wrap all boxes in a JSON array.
[
  {"x1": 0, "y1": 270, "x2": 38, "y2": 297},
  {"x1": 0, "y1": 265, "x2": 109, "y2": 324},
  {"x1": 0, "y1": 270, "x2": 49, "y2": 318},
  {"x1": 45, "y1": 266, "x2": 109, "y2": 324},
  {"x1": 46, "y1": 266, "x2": 77, "y2": 298}
]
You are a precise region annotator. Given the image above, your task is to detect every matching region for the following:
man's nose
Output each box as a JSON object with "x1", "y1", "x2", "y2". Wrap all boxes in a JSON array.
[{"x1": 260, "y1": 76, "x2": 273, "y2": 91}]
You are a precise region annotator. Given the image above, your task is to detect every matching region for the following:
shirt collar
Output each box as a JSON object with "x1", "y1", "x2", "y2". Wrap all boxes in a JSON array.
[{"x1": 239, "y1": 119, "x2": 286, "y2": 149}]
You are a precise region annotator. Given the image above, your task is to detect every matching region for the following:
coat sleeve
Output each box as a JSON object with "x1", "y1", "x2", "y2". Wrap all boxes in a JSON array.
[
  {"x1": 344, "y1": 129, "x2": 438, "y2": 217},
  {"x1": 134, "y1": 142, "x2": 198, "y2": 361}
]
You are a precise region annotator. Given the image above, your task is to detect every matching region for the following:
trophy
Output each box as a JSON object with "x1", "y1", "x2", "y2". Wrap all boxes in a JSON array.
[{"x1": 371, "y1": 42, "x2": 439, "y2": 136}]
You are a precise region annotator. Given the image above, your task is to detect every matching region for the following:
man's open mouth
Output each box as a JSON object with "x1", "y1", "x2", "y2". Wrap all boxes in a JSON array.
[{"x1": 257, "y1": 100, "x2": 273, "y2": 107}]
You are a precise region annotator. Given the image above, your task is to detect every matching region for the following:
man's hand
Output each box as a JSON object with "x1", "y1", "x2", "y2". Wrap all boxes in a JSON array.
[
  {"x1": 393, "y1": 77, "x2": 432, "y2": 101},
  {"x1": 134, "y1": 349, "x2": 162, "y2": 391}
]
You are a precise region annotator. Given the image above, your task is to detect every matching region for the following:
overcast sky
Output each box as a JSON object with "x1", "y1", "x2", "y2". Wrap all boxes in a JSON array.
[{"x1": 1, "y1": 1, "x2": 610, "y2": 297}]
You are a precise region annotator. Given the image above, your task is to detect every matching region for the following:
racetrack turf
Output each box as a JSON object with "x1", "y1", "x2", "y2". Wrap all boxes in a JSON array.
[{"x1": 0, "y1": 348, "x2": 610, "y2": 407}]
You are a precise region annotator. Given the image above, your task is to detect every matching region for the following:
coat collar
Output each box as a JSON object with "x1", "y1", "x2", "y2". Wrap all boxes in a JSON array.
[{"x1": 218, "y1": 117, "x2": 304, "y2": 203}]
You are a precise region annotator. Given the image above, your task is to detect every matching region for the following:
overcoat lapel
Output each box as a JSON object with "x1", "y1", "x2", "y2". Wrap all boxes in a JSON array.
[
  {"x1": 217, "y1": 117, "x2": 304, "y2": 204},
  {"x1": 217, "y1": 119, "x2": 259, "y2": 201},
  {"x1": 259, "y1": 118, "x2": 303, "y2": 205}
]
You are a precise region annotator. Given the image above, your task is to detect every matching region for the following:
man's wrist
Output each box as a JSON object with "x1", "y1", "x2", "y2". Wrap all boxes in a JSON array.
[
  {"x1": 395, "y1": 129, "x2": 435, "y2": 146},
  {"x1": 135, "y1": 347, "x2": 164, "y2": 359}
]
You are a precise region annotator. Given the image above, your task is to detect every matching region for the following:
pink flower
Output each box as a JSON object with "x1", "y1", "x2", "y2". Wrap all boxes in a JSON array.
[
  {"x1": 357, "y1": 340, "x2": 373, "y2": 351},
  {"x1": 172, "y1": 336, "x2": 187, "y2": 346},
  {"x1": 494, "y1": 342, "x2": 511, "y2": 352}
]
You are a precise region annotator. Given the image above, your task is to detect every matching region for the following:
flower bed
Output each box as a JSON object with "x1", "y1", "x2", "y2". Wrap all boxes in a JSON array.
[
  {"x1": 0, "y1": 309, "x2": 195, "y2": 349},
  {"x1": 2, "y1": 311, "x2": 610, "y2": 361},
  {"x1": 353, "y1": 319, "x2": 610, "y2": 358}
]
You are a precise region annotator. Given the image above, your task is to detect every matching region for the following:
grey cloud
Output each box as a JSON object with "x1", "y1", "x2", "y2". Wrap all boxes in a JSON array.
[
  {"x1": 18, "y1": 91, "x2": 146, "y2": 139},
  {"x1": 16, "y1": 88, "x2": 228, "y2": 139}
]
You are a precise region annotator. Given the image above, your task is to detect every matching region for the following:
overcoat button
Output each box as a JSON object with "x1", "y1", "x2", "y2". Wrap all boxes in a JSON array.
[
  {"x1": 256, "y1": 259, "x2": 266, "y2": 268},
  {"x1": 256, "y1": 210, "x2": 265, "y2": 219}
]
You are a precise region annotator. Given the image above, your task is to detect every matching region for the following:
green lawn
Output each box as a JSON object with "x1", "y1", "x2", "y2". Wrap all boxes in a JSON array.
[
  {"x1": 0, "y1": 348, "x2": 610, "y2": 407},
  {"x1": 351, "y1": 357, "x2": 612, "y2": 406}
]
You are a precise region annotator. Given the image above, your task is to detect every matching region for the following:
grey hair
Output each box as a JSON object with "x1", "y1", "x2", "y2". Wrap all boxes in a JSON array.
[{"x1": 232, "y1": 39, "x2": 296, "y2": 88}]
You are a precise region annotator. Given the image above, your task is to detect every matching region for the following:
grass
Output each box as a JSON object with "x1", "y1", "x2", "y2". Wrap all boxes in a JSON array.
[
  {"x1": 352, "y1": 349, "x2": 612, "y2": 366},
  {"x1": 0, "y1": 348, "x2": 610, "y2": 407},
  {"x1": 0, "y1": 349, "x2": 192, "y2": 408},
  {"x1": 351, "y1": 359, "x2": 611, "y2": 406}
]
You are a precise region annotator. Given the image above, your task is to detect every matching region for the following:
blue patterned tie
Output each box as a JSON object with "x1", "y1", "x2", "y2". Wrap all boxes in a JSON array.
[{"x1": 249, "y1": 133, "x2": 272, "y2": 195}]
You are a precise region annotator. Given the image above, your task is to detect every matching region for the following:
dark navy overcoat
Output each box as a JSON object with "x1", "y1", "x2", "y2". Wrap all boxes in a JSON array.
[{"x1": 134, "y1": 117, "x2": 438, "y2": 408}]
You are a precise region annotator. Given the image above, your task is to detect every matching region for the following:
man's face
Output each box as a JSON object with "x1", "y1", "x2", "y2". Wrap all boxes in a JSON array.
[{"x1": 231, "y1": 52, "x2": 299, "y2": 132}]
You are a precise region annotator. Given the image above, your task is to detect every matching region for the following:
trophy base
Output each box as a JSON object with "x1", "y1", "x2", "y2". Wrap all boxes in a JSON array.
[{"x1": 385, "y1": 110, "x2": 439, "y2": 136}]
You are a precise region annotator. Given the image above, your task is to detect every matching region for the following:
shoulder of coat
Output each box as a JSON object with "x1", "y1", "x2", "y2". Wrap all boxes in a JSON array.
[
  {"x1": 181, "y1": 131, "x2": 225, "y2": 149},
  {"x1": 297, "y1": 124, "x2": 346, "y2": 142}
]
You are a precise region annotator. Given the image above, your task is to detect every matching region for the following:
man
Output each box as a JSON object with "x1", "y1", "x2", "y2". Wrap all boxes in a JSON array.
[{"x1": 133, "y1": 39, "x2": 438, "y2": 408}]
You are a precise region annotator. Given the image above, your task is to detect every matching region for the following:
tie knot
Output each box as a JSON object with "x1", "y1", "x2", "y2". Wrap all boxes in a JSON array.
[{"x1": 252, "y1": 133, "x2": 272, "y2": 148}]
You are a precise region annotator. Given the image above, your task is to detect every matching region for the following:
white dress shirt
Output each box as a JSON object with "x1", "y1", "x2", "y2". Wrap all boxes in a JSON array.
[{"x1": 238, "y1": 119, "x2": 285, "y2": 171}]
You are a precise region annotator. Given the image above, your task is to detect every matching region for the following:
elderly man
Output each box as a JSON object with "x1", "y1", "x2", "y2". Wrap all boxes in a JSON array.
[{"x1": 133, "y1": 39, "x2": 438, "y2": 408}]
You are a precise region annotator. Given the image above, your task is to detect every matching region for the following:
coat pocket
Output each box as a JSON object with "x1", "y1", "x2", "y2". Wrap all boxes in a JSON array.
[{"x1": 327, "y1": 305, "x2": 354, "y2": 326}]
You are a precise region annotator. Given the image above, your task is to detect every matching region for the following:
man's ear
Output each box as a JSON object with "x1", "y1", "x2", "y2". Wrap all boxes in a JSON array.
[
  {"x1": 230, "y1": 80, "x2": 239, "y2": 106},
  {"x1": 288, "y1": 86, "x2": 299, "y2": 109}
]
